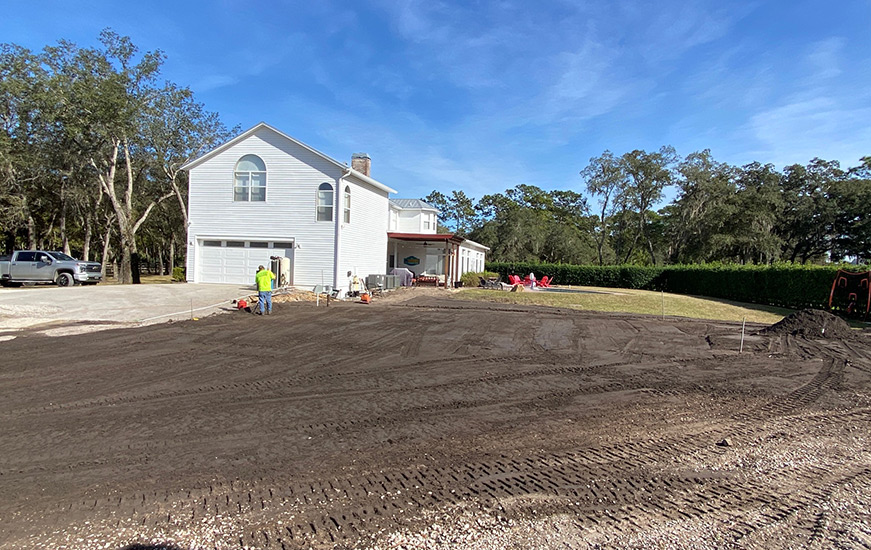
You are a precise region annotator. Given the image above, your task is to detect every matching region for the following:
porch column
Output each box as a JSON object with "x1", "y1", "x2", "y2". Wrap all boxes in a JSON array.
[{"x1": 444, "y1": 245, "x2": 451, "y2": 288}]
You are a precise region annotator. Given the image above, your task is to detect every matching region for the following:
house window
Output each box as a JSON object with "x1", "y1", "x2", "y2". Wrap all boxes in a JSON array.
[
  {"x1": 317, "y1": 183, "x2": 334, "y2": 221},
  {"x1": 423, "y1": 214, "x2": 430, "y2": 231},
  {"x1": 234, "y1": 155, "x2": 266, "y2": 202},
  {"x1": 343, "y1": 186, "x2": 351, "y2": 224}
]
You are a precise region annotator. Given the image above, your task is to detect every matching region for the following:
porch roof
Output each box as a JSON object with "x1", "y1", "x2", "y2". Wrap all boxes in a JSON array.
[{"x1": 387, "y1": 232, "x2": 466, "y2": 244}]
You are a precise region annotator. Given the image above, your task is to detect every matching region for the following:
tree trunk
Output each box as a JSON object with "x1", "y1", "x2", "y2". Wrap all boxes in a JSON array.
[
  {"x1": 169, "y1": 238, "x2": 175, "y2": 276},
  {"x1": 82, "y1": 215, "x2": 92, "y2": 261},
  {"x1": 96, "y1": 139, "x2": 174, "y2": 284},
  {"x1": 3, "y1": 231, "x2": 15, "y2": 254},
  {"x1": 646, "y1": 235, "x2": 657, "y2": 266},
  {"x1": 60, "y1": 181, "x2": 71, "y2": 255},
  {"x1": 157, "y1": 247, "x2": 165, "y2": 277},
  {"x1": 100, "y1": 223, "x2": 113, "y2": 280},
  {"x1": 27, "y1": 214, "x2": 36, "y2": 250}
]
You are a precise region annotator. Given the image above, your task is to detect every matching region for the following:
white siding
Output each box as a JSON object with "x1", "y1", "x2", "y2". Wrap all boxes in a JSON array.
[
  {"x1": 186, "y1": 127, "x2": 342, "y2": 287},
  {"x1": 338, "y1": 176, "x2": 390, "y2": 291},
  {"x1": 388, "y1": 205, "x2": 400, "y2": 231},
  {"x1": 396, "y1": 210, "x2": 422, "y2": 233},
  {"x1": 457, "y1": 242, "x2": 488, "y2": 277},
  {"x1": 394, "y1": 209, "x2": 438, "y2": 233}
]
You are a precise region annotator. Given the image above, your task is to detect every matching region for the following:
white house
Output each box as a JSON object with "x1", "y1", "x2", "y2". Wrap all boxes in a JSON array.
[
  {"x1": 387, "y1": 199, "x2": 488, "y2": 283},
  {"x1": 182, "y1": 123, "x2": 488, "y2": 294}
]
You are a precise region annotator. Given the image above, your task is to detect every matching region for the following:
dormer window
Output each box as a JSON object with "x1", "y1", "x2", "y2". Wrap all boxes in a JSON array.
[{"x1": 234, "y1": 155, "x2": 266, "y2": 202}]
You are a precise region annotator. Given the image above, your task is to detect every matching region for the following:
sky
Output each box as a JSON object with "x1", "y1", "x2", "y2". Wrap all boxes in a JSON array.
[{"x1": 2, "y1": 1, "x2": 869, "y2": 204}]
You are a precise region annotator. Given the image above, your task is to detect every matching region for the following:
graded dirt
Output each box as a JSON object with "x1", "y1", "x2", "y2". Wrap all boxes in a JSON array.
[{"x1": 1, "y1": 289, "x2": 870, "y2": 549}]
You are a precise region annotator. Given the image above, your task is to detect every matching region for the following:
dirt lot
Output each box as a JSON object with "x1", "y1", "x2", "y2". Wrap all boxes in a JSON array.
[{"x1": 1, "y1": 289, "x2": 870, "y2": 549}]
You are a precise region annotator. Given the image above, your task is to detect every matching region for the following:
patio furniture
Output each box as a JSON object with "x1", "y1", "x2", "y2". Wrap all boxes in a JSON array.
[
  {"x1": 416, "y1": 275, "x2": 439, "y2": 286},
  {"x1": 479, "y1": 276, "x2": 502, "y2": 289}
]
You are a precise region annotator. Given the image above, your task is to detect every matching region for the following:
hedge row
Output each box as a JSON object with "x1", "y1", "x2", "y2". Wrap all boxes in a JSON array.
[{"x1": 486, "y1": 261, "x2": 862, "y2": 310}]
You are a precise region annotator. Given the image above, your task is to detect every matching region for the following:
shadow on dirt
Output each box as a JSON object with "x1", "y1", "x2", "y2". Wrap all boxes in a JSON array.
[{"x1": 119, "y1": 545, "x2": 188, "y2": 550}]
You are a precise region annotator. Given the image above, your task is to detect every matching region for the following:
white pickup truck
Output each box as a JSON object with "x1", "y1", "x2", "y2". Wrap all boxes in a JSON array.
[{"x1": 0, "y1": 250, "x2": 103, "y2": 287}]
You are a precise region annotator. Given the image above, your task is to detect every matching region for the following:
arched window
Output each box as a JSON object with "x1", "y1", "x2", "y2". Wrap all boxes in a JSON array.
[
  {"x1": 317, "y1": 183, "x2": 334, "y2": 221},
  {"x1": 343, "y1": 186, "x2": 351, "y2": 224},
  {"x1": 234, "y1": 155, "x2": 266, "y2": 202}
]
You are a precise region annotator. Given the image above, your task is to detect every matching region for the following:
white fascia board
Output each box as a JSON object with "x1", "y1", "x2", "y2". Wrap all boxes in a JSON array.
[
  {"x1": 345, "y1": 169, "x2": 397, "y2": 195},
  {"x1": 460, "y1": 238, "x2": 490, "y2": 252},
  {"x1": 183, "y1": 121, "x2": 397, "y2": 194},
  {"x1": 182, "y1": 122, "x2": 348, "y2": 171},
  {"x1": 194, "y1": 234, "x2": 296, "y2": 241},
  {"x1": 390, "y1": 204, "x2": 440, "y2": 213}
]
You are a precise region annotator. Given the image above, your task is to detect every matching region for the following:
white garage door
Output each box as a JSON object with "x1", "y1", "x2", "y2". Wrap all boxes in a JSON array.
[{"x1": 198, "y1": 240, "x2": 293, "y2": 285}]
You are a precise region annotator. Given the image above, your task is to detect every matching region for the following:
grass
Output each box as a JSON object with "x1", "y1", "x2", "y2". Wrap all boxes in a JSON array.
[
  {"x1": 103, "y1": 274, "x2": 174, "y2": 285},
  {"x1": 456, "y1": 285, "x2": 793, "y2": 324}
]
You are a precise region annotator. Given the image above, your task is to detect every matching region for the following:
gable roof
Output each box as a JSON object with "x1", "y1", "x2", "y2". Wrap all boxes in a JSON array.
[
  {"x1": 181, "y1": 122, "x2": 397, "y2": 194},
  {"x1": 390, "y1": 199, "x2": 439, "y2": 211}
]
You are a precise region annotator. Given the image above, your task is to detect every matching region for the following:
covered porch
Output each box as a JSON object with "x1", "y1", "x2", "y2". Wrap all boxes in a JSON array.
[{"x1": 387, "y1": 233, "x2": 467, "y2": 288}]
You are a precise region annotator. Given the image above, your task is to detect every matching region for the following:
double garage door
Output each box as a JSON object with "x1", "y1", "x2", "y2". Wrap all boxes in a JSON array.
[{"x1": 198, "y1": 239, "x2": 294, "y2": 285}]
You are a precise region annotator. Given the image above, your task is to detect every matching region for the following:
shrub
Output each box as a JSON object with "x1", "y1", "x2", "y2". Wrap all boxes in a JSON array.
[
  {"x1": 460, "y1": 270, "x2": 501, "y2": 288},
  {"x1": 486, "y1": 261, "x2": 861, "y2": 310},
  {"x1": 172, "y1": 266, "x2": 186, "y2": 282}
]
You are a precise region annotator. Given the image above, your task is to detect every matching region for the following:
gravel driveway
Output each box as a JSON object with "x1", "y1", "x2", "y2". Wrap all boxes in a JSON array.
[{"x1": 0, "y1": 282, "x2": 251, "y2": 338}]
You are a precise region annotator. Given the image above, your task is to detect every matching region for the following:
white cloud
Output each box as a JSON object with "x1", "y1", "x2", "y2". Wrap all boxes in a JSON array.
[
  {"x1": 193, "y1": 74, "x2": 239, "y2": 92},
  {"x1": 749, "y1": 96, "x2": 871, "y2": 167},
  {"x1": 806, "y1": 37, "x2": 846, "y2": 81}
]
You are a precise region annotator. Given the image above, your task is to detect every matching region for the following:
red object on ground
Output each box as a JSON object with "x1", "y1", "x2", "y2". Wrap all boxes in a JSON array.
[
  {"x1": 829, "y1": 269, "x2": 871, "y2": 320},
  {"x1": 361, "y1": 294, "x2": 371, "y2": 304},
  {"x1": 237, "y1": 299, "x2": 248, "y2": 309}
]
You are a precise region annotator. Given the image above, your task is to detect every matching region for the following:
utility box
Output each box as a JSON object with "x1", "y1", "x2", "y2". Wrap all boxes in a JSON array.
[
  {"x1": 366, "y1": 274, "x2": 399, "y2": 290},
  {"x1": 270, "y1": 256, "x2": 291, "y2": 287},
  {"x1": 366, "y1": 274, "x2": 385, "y2": 290}
]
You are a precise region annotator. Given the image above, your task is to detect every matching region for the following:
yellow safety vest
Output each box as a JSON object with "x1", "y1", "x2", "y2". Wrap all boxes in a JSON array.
[{"x1": 256, "y1": 269, "x2": 275, "y2": 291}]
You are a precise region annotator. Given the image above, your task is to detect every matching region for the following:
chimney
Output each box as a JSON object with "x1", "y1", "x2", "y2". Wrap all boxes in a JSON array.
[{"x1": 351, "y1": 153, "x2": 371, "y2": 177}]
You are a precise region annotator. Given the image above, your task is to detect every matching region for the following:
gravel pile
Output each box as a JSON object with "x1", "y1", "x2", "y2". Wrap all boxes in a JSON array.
[{"x1": 760, "y1": 308, "x2": 854, "y2": 339}]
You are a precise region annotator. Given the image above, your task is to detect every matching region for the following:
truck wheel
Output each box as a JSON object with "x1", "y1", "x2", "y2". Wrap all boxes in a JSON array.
[{"x1": 56, "y1": 272, "x2": 75, "y2": 287}]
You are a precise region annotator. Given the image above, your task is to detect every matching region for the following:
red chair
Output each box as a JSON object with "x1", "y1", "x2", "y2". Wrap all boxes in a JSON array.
[
  {"x1": 538, "y1": 276, "x2": 551, "y2": 288},
  {"x1": 508, "y1": 274, "x2": 523, "y2": 285}
]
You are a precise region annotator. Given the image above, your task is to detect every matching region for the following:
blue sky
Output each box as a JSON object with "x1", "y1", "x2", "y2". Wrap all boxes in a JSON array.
[{"x1": 2, "y1": 1, "x2": 869, "y2": 204}]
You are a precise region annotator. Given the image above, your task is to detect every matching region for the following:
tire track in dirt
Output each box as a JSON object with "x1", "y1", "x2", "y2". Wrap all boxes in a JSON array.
[
  {"x1": 4, "y1": 302, "x2": 870, "y2": 549},
  {"x1": 30, "y1": 405, "x2": 870, "y2": 549}
]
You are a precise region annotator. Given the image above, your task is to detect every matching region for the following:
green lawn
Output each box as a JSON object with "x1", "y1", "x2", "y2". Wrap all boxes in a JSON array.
[
  {"x1": 103, "y1": 274, "x2": 174, "y2": 285},
  {"x1": 457, "y1": 285, "x2": 793, "y2": 324}
]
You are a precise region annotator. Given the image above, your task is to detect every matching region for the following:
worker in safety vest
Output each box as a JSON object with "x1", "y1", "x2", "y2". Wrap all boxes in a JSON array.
[{"x1": 255, "y1": 265, "x2": 276, "y2": 315}]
